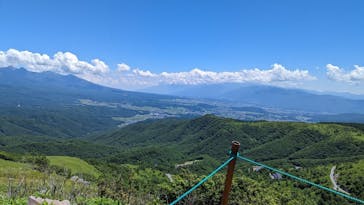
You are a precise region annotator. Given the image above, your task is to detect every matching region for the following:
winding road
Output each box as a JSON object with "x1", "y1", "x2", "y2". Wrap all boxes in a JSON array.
[{"x1": 330, "y1": 166, "x2": 350, "y2": 195}]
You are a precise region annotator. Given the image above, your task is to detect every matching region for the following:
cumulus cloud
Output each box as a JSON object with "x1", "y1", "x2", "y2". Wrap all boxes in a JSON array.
[
  {"x1": 0, "y1": 49, "x2": 109, "y2": 75},
  {"x1": 132, "y1": 68, "x2": 157, "y2": 77},
  {"x1": 0, "y1": 48, "x2": 316, "y2": 90},
  {"x1": 113, "y1": 63, "x2": 315, "y2": 88},
  {"x1": 155, "y1": 64, "x2": 315, "y2": 85},
  {"x1": 117, "y1": 63, "x2": 130, "y2": 72},
  {"x1": 326, "y1": 64, "x2": 364, "y2": 82},
  {"x1": 91, "y1": 64, "x2": 315, "y2": 90}
]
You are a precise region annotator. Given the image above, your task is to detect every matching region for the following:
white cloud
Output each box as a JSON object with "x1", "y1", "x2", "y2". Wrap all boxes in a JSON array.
[
  {"x1": 326, "y1": 64, "x2": 364, "y2": 82},
  {"x1": 0, "y1": 49, "x2": 109, "y2": 75},
  {"x1": 117, "y1": 63, "x2": 130, "y2": 72},
  {"x1": 123, "y1": 63, "x2": 315, "y2": 86},
  {"x1": 132, "y1": 68, "x2": 157, "y2": 77},
  {"x1": 0, "y1": 48, "x2": 316, "y2": 90},
  {"x1": 165, "y1": 64, "x2": 315, "y2": 84},
  {"x1": 91, "y1": 64, "x2": 315, "y2": 90}
]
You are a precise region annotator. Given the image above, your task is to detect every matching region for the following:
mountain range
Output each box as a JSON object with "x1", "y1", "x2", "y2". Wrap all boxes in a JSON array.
[
  {"x1": 142, "y1": 83, "x2": 364, "y2": 114},
  {"x1": 2, "y1": 66, "x2": 364, "y2": 139}
]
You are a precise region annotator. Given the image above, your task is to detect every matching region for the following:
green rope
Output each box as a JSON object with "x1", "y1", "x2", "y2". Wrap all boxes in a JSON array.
[
  {"x1": 169, "y1": 156, "x2": 234, "y2": 205},
  {"x1": 237, "y1": 154, "x2": 364, "y2": 204}
]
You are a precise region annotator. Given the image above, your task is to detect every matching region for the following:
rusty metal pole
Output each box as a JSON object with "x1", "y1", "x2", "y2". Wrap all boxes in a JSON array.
[{"x1": 221, "y1": 141, "x2": 240, "y2": 205}]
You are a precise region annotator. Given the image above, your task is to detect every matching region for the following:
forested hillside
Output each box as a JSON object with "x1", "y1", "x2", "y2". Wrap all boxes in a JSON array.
[
  {"x1": 93, "y1": 115, "x2": 364, "y2": 168},
  {"x1": 1, "y1": 115, "x2": 363, "y2": 204}
]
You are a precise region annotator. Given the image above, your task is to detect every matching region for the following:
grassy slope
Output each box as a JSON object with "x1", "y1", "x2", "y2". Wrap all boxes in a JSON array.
[
  {"x1": 0, "y1": 159, "x2": 42, "y2": 193},
  {"x1": 47, "y1": 156, "x2": 100, "y2": 178},
  {"x1": 1, "y1": 135, "x2": 121, "y2": 159}
]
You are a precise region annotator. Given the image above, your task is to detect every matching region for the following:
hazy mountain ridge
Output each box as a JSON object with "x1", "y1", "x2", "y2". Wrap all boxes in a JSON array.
[{"x1": 142, "y1": 83, "x2": 364, "y2": 114}]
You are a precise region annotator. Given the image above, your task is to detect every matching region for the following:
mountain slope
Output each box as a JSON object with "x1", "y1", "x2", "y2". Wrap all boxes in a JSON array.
[
  {"x1": 89, "y1": 115, "x2": 364, "y2": 201},
  {"x1": 93, "y1": 115, "x2": 364, "y2": 167},
  {"x1": 47, "y1": 156, "x2": 101, "y2": 178},
  {"x1": 0, "y1": 67, "x2": 178, "y2": 108},
  {"x1": 0, "y1": 67, "x2": 210, "y2": 137},
  {"x1": 1, "y1": 114, "x2": 363, "y2": 203},
  {"x1": 142, "y1": 84, "x2": 364, "y2": 114}
]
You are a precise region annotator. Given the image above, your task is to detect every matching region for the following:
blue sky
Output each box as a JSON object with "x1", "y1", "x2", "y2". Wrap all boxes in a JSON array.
[{"x1": 0, "y1": 0, "x2": 364, "y2": 93}]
